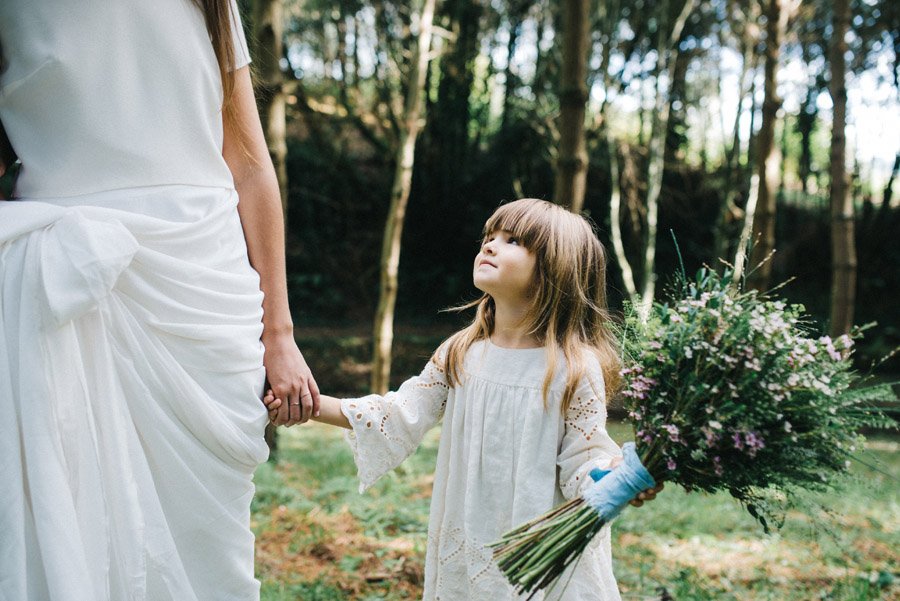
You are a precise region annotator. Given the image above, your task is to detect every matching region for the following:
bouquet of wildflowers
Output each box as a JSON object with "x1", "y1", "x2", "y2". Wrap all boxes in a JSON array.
[{"x1": 490, "y1": 268, "x2": 896, "y2": 597}]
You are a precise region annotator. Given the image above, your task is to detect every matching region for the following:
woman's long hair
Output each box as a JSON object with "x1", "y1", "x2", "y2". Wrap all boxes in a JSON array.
[
  {"x1": 193, "y1": 0, "x2": 241, "y2": 131},
  {"x1": 0, "y1": 2, "x2": 246, "y2": 173},
  {"x1": 441, "y1": 198, "x2": 622, "y2": 413}
]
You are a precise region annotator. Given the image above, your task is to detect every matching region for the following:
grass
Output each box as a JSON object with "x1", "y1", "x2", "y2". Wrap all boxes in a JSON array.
[
  {"x1": 254, "y1": 329, "x2": 898, "y2": 599},
  {"x1": 253, "y1": 420, "x2": 898, "y2": 600}
]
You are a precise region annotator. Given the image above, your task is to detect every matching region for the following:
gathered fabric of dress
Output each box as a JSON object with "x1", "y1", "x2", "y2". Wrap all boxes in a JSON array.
[
  {"x1": 342, "y1": 341, "x2": 624, "y2": 601},
  {"x1": 0, "y1": 2, "x2": 271, "y2": 600}
]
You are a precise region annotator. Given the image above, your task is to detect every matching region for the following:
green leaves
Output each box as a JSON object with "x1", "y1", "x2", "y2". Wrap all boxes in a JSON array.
[{"x1": 620, "y1": 267, "x2": 897, "y2": 529}]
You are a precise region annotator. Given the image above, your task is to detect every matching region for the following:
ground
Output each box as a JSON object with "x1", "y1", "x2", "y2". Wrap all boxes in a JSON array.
[{"x1": 252, "y1": 329, "x2": 899, "y2": 600}]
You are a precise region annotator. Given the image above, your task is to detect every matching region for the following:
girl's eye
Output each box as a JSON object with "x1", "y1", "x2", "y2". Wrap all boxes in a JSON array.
[{"x1": 508, "y1": 237, "x2": 519, "y2": 245}]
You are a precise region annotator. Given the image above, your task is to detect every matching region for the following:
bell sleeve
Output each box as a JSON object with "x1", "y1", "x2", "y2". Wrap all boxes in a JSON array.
[{"x1": 341, "y1": 352, "x2": 451, "y2": 492}]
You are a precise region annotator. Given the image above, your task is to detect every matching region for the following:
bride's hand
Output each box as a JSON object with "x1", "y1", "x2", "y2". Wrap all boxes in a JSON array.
[{"x1": 262, "y1": 331, "x2": 320, "y2": 427}]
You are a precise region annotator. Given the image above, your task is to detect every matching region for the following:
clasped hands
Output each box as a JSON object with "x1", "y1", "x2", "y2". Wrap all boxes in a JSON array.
[{"x1": 263, "y1": 332, "x2": 320, "y2": 427}]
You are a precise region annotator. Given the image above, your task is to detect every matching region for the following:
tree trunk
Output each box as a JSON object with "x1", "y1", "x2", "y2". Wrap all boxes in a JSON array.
[
  {"x1": 532, "y1": 0, "x2": 549, "y2": 102},
  {"x1": 713, "y1": 42, "x2": 756, "y2": 270},
  {"x1": 370, "y1": 0, "x2": 438, "y2": 394},
  {"x1": 252, "y1": 0, "x2": 288, "y2": 215},
  {"x1": 500, "y1": 0, "x2": 527, "y2": 130},
  {"x1": 733, "y1": 173, "x2": 761, "y2": 282},
  {"x1": 553, "y1": 0, "x2": 591, "y2": 211},
  {"x1": 828, "y1": 0, "x2": 856, "y2": 337},
  {"x1": 608, "y1": 139, "x2": 638, "y2": 298},
  {"x1": 728, "y1": 38, "x2": 753, "y2": 171},
  {"x1": 430, "y1": 0, "x2": 480, "y2": 224},
  {"x1": 638, "y1": 0, "x2": 695, "y2": 317},
  {"x1": 746, "y1": 0, "x2": 795, "y2": 292},
  {"x1": 663, "y1": 48, "x2": 692, "y2": 167},
  {"x1": 883, "y1": 153, "x2": 899, "y2": 206},
  {"x1": 746, "y1": 52, "x2": 761, "y2": 175},
  {"x1": 797, "y1": 83, "x2": 817, "y2": 194}
]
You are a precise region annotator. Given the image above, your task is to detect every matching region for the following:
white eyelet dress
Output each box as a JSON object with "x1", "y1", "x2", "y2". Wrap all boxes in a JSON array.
[
  {"x1": 342, "y1": 341, "x2": 625, "y2": 601},
  {"x1": 0, "y1": 2, "x2": 270, "y2": 600}
]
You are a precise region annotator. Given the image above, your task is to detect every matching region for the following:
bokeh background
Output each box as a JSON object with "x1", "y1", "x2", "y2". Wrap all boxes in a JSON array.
[{"x1": 237, "y1": 0, "x2": 899, "y2": 598}]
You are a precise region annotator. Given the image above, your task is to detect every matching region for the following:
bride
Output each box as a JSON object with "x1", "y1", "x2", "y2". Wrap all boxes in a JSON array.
[{"x1": 0, "y1": 1, "x2": 315, "y2": 598}]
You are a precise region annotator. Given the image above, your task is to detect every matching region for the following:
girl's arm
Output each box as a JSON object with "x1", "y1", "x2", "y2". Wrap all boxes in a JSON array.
[
  {"x1": 558, "y1": 371, "x2": 662, "y2": 505},
  {"x1": 557, "y1": 374, "x2": 622, "y2": 500},
  {"x1": 270, "y1": 351, "x2": 451, "y2": 492},
  {"x1": 222, "y1": 66, "x2": 320, "y2": 426},
  {"x1": 266, "y1": 392, "x2": 350, "y2": 429}
]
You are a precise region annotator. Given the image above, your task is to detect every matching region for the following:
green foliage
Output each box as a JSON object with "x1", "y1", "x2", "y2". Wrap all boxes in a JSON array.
[
  {"x1": 261, "y1": 579, "x2": 346, "y2": 601},
  {"x1": 255, "y1": 421, "x2": 899, "y2": 600},
  {"x1": 621, "y1": 268, "x2": 897, "y2": 529},
  {"x1": 492, "y1": 267, "x2": 897, "y2": 596}
]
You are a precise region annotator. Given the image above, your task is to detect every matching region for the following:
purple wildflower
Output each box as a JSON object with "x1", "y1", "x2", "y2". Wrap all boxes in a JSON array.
[
  {"x1": 702, "y1": 428, "x2": 718, "y2": 448},
  {"x1": 744, "y1": 432, "x2": 766, "y2": 457},
  {"x1": 666, "y1": 458, "x2": 677, "y2": 471},
  {"x1": 663, "y1": 424, "x2": 680, "y2": 443}
]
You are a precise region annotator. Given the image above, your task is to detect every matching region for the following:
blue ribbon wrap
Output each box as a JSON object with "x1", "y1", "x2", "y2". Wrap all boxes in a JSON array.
[{"x1": 582, "y1": 442, "x2": 656, "y2": 521}]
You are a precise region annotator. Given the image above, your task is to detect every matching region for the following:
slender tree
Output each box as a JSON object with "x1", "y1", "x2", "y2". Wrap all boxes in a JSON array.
[
  {"x1": 713, "y1": 22, "x2": 759, "y2": 270},
  {"x1": 596, "y1": 0, "x2": 640, "y2": 299},
  {"x1": 638, "y1": 0, "x2": 696, "y2": 316},
  {"x1": 828, "y1": 0, "x2": 856, "y2": 336},
  {"x1": 431, "y1": 0, "x2": 481, "y2": 209},
  {"x1": 746, "y1": 0, "x2": 800, "y2": 291},
  {"x1": 500, "y1": 0, "x2": 531, "y2": 131},
  {"x1": 553, "y1": 0, "x2": 591, "y2": 211},
  {"x1": 252, "y1": 0, "x2": 288, "y2": 213},
  {"x1": 371, "y1": 0, "x2": 438, "y2": 394}
]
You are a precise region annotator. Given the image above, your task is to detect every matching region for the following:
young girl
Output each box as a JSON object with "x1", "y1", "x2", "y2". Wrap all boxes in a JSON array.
[{"x1": 268, "y1": 198, "x2": 659, "y2": 600}]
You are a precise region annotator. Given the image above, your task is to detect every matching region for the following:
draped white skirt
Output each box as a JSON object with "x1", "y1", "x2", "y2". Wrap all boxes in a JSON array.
[{"x1": 0, "y1": 185, "x2": 270, "y2": 601}]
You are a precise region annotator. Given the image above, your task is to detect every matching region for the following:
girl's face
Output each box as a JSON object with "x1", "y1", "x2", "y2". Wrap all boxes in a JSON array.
[{"x1": 473, "y1": 230, "x2": 536, "y2": 303}]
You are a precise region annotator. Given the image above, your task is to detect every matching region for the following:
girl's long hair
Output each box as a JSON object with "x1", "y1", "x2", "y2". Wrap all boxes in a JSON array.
[{"x1": 441, "y1": 198, "x2": 622, "y2": 412}]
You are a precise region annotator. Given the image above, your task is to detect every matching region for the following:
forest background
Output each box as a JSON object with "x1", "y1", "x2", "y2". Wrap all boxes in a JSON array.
[{"x1": 238, "y1": 0, "x2": 899, "y2": 598}]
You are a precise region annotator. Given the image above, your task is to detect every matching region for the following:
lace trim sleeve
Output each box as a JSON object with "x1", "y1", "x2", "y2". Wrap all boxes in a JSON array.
[
  {"x1": 341, "y1": 355, "x2": 450, "y2": 492},
  {"x1": 557, "y1": 370, "x2": 621, "y2": 500}
]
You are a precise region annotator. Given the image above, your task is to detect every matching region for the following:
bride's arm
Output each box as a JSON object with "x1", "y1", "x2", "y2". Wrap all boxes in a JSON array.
[{"x1": 222, "y1": 65, "x2": 319, "y2": 426}]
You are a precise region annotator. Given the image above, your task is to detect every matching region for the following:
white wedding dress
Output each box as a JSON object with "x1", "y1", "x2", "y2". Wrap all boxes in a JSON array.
[{"x1": 0, "y1": 2, "x2": 270, "y2": 600}]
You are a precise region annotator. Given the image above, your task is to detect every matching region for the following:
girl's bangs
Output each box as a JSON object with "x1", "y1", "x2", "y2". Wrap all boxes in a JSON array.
[{"x1": 483, "y1": 200, "x2": 550, "y2": 248}]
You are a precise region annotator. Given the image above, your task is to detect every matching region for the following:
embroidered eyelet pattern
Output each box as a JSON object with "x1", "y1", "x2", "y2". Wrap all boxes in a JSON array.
[{"x1": 343, "y1": 358, "x2": 450, "y2": 490}]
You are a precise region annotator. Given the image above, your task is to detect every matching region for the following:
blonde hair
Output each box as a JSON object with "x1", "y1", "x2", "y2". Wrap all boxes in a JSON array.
[
  {"x1": 193, "y1": 0, "x2": 252, "y2": 156},
  {"x1": 440, "y1": 198, "x2": 621, "y2": 412}
]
